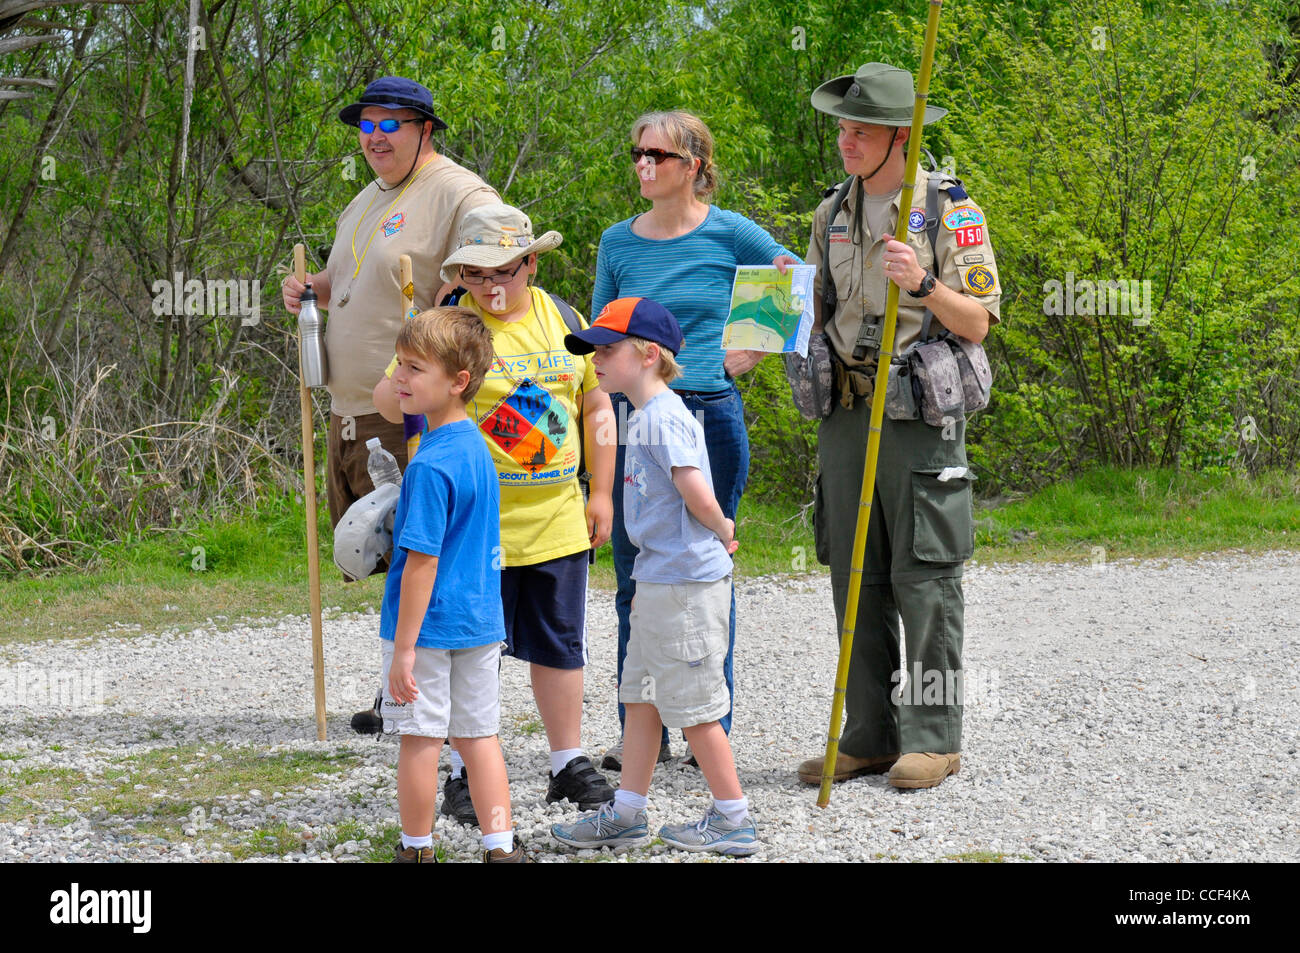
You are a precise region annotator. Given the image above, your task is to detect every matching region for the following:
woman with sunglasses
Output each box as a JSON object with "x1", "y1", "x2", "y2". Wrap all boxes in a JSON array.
[{"x1": 592, "y1": 110, "x2": 799, "y2": 769}]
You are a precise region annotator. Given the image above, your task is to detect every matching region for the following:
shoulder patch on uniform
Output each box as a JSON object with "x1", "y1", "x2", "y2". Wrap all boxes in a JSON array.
[
  {"x1": 943, "y1": 206, "x2": 984, "y2": 230},
  {"x1": 908, "y1": 209, "x2": 926, "y2": 232},
  {"x1": 957, "y1": 253, "x2": 986, "y2": 265},
  {"x1": 963, "y1": 265, "x2": 996, "y2": 295},
  {"x1": 823, "y1": 184, "x2": 840, "y2": 198},
  {"x1": 944, "y1": 182, "x2": 968, "y2": 201}
]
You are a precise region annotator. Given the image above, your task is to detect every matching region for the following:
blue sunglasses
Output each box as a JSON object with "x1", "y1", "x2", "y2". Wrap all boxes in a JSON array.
[{"x1": 357, "y1": 118, "x2": 424, "y2": 134}]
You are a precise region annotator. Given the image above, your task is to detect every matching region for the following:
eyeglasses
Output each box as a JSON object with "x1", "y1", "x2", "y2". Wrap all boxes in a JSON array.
[
  {"x1": 460, "y1": 258, "x2": 528, "y2": 285},
  {"x1": 630, "y1": 147, "x2": 687, "y2": 165},
  {"x1": 357, "y1": 118, "x2": 424, "y2": 134}
]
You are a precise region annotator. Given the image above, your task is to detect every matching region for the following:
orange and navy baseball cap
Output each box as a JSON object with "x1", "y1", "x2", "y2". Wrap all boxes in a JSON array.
[{"x1": 564, "y1": 297, "x2": 684, "y2": 356}]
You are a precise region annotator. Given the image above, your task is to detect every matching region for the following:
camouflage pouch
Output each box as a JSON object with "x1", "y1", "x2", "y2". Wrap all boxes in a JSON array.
[
  {"x1": 884, "y1": 359, "x2": 920, "y2": 421},
  {"x1": 783, "y1": 331, "x2": 835, "y2": 421},
  {"x1": 949, "y1": 336, "x2": 993, "y2": 414},
  {"x1": 911, "y1": 339, "x2": 965, "y2": 427}
]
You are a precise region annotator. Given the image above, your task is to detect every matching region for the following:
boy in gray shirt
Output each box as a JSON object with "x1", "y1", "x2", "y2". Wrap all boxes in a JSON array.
[{"x1": 553, "y1": 297, "x2": 757, "y2": 855}]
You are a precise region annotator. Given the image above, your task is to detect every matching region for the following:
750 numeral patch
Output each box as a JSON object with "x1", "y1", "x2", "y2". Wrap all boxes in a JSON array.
[{"x1": 955, "y1": 225, "x2": 984, "y2": 247}]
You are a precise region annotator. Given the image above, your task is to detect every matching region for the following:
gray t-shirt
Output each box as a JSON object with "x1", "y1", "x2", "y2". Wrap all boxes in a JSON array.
[{"x1": 623, "y1": 390, "x2": 733, "y2": 584}]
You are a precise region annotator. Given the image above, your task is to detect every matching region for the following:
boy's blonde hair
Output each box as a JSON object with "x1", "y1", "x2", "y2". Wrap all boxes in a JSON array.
[
  {"x1": 630, "y1": 336, "x2": 682, "y2": 384},
  {"x1": 395, "y1": 306, "x2": 494, "y2": 402},
  {"x1": 630, "y1": 110, "x2": 719, "y2": 198}
]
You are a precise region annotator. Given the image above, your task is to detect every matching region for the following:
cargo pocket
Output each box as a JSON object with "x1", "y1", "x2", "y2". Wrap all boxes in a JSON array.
[
  {"x1": 662, "y1": 635, "x2": 715, "y2": 704},
  {"x1": 911, "y1": 466, "x2": 975, "y2": 563},
  {"x1": 813, "y1": 473, "x2": 831, "y2": 566}
]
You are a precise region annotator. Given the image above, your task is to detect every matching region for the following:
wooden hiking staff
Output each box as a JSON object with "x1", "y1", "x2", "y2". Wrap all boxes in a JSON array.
[
  {"x1": 817, "y1": 0, "x2": 945, "y2": 808},
  {"x1": 398, "y1": 254, "x2": 424, "y2": 460},
  {"x1": 294, "y1": 242, "x2": 327, "y2": 741}
]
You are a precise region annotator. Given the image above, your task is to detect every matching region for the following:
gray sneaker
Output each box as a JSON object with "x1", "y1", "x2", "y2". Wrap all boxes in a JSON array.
[
  {"x1": 551, "y1": 802, "x2": 649, "y2": 849},
  {"x1": 658, "y1": 806, "x2": 758, "y2": 856}
]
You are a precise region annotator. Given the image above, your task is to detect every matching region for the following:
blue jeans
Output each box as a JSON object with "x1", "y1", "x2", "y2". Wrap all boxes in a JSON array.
[{"x1": 611, "y1": 385, "x2": 749, "y2": 740}]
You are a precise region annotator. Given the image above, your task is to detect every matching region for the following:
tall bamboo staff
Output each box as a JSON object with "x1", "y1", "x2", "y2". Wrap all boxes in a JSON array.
[
  {"x1": 818, "y1": 0, "x2": 945, "y2": 808},
  {"x1": 294, "y1": 243, "x2": 327, "y2": 741}
]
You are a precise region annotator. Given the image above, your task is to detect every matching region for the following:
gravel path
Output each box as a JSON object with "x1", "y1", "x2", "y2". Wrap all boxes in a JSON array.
[{"x1": 2, "y1": 551, "x2": 1297, "y2": 862}]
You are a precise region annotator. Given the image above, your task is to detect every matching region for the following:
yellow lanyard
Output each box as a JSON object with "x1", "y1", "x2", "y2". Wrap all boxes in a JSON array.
[{"x1": 348, "y1": 158, "x2": 432, "y2": 281}]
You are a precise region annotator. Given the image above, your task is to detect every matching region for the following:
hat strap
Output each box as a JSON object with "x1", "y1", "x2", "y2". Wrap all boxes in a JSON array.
[{"x1": 861, "y1": 127, "x2": 899, "y2": 184}]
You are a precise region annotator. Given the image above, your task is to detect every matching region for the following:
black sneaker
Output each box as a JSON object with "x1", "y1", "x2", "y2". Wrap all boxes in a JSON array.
[
  {"x1": 440, "y1": 771, "x2": 478, "y2": 826},
  {"x1": 351, "y1": 695, "x2": 383, "y2": 735},
  {"x1": 545, "y1": 755, "x2": 615, "y2": 810}
]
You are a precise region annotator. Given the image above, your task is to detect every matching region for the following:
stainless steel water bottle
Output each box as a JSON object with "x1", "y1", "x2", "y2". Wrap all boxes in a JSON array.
[{"x1": 297, "y1": 282, "x2": 328, "y2": 389}]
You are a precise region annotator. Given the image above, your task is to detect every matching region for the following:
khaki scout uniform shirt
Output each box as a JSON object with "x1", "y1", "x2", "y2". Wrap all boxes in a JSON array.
[
  {"x1": 323, "y1": 155, "x2": 499, "y2": 417},
  {"x1": 806, "y1": 166, "x2": 1002, "y2": 369}
]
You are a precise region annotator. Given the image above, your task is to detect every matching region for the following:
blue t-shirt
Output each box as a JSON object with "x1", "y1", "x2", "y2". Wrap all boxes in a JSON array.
[
  {"x1": 379, "y1": 418, "x2": 505, "y2": 649},
  {"x1": 623, "y1": 390, "x2": 732, "y2": 584},
  {"x1": 591, "y1": 206, "x2": 799, "y2": 393}
]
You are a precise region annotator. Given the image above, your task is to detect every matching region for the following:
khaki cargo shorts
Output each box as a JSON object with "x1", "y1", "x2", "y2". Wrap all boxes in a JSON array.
[{"x1": 619, "y1": 577, "x2": 731, "y2": 730}]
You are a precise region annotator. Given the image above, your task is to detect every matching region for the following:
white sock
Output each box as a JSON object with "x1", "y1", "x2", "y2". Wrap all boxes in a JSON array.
[
  {"x1": 448, "y1": 749, "x2": 465, "y2": 780},
  {"x1": 402, "y1": 832, "x2": 433, "y2": 850},
  {"x1": 613, "y1": 788, "x2": 648, "y2": 819},
  {"x1": 550, "y1": 747, "x2": 583, "y2": 776},
  {"x1": 713, "y1": 796, "x2": 749, "y2": 826},
  {"x1": 482, "y1": 830, "x2": 514, "y2": 854}
]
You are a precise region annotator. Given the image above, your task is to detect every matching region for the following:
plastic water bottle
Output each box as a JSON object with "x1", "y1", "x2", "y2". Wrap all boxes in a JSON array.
[
  {"x1": 366, "y1": 438, "x2": 402, "y2": 488},
  {"x1": 297, "y1": 282, "x2": 328, "y2": 389}
]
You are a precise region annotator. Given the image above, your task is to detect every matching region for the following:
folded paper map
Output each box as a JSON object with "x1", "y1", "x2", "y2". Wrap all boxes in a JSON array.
[{"x1": 721, "y1": 264, "x2": 817, "y2": 356}]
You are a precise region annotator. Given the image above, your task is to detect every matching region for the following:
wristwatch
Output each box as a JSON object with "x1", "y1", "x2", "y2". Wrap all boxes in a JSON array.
[{"x1": 908, "y1": 270, "x2": 937, "y2": 299}]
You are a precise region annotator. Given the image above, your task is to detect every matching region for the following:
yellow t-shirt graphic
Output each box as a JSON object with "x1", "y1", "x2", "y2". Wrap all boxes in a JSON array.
[{"x1": 464, "y1": 287, "x2": 598, "y2": 567}]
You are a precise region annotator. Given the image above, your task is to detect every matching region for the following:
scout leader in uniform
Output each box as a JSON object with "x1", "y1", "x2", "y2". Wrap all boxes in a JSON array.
[{"x1": 798, "y1": 63, "x2": 1001, "y2": 791}]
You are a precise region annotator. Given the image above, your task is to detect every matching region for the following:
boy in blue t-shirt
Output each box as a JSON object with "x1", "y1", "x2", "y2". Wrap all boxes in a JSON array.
[
  {"x1": 553, "y1": 298, "x2": 758, "y2": 856},
  {"x1": 379, "y1": 306, "x2": 522, "y2": 863}
]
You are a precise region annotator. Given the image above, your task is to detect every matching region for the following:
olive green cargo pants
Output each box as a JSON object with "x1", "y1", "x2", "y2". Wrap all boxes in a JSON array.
[{"x1": 815, "y1": 395, "x2": 973, "y2": 758}]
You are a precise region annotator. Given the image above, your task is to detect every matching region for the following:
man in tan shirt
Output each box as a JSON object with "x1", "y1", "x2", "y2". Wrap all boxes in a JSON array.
[
  {"x1": 282, "y1": 76, "x2": 499, "y2": 527},
  {"x1": 796, "y1": 63, "x2": 1001, "y2": 791},
  {"x1": 281, "y1": 77, "x2": 499, "y2": 757}
]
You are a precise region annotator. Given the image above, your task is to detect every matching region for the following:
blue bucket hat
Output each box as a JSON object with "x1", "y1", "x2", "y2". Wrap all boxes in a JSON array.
[{"x1": 339, "y1": 76, "x2": 448, "y2": 131}]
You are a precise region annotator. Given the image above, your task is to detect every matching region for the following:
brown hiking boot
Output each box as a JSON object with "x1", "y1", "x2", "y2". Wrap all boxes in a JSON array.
[
  {"x1": 392, "y1": 843, "x2": 438, "y2": 863},
  {"x1": 888, "y1": 752, "x2": 961, "y2": 789},
  {"x1": 483, "y1": 844, "x2": 528, "y2": 863},
  {"x1": 797, "y1": 752, "x2": 898, "y2": 784}
]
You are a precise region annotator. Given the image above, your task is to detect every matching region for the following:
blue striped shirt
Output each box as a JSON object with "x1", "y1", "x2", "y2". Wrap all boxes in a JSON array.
[{"x1": 591, "y1": 206, "x2": 799, "y2": 393}]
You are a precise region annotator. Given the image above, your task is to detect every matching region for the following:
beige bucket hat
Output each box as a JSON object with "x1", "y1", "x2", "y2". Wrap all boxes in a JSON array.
[{"x1": 440, "y1": 204, "x2": 563, "y2": 284}]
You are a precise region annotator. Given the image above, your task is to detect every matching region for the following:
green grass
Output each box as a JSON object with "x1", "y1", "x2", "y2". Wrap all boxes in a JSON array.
[
  {"x1": 0, "y1": 496, "x2": 386, "y2": 646},
  {"x1": 942, "y1": 851, "x2": 1035, "y2": 863},
  {"x1": 0, "y1": 743, "x2": 372, "y2": 860},
  {"x1": 972, "y1": 467, "x2": 1300, "y2": 565},
  {"x1": 3, "y1": 467, "x2": 1296, "y2": 646},
  {"x1": 0, "y1": 743, "x2": 359, "y2": 831}
]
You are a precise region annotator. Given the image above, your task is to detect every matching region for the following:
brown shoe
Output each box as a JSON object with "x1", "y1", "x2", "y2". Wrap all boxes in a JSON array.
[
  {"x1": 797, "y1": 752, "x2": 898, "y2": 784},
  {"x1": 392, "y1": 843, "x2": 438, "y2": 863},
  {"x1": 483, "y1": 844, "x2": 528, "y2": 863},
  {"x1": 888, "y1": 752, "x2": 961, "y2": 789}
]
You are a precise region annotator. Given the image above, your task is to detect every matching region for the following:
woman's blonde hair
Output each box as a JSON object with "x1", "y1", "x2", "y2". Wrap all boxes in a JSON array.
[{"x1": 631, "y1": 110, "x2": 719, "y2": 198}]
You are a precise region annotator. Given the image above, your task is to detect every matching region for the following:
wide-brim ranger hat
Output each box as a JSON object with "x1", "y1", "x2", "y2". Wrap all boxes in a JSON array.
[
  {"x1": 564, "y1": 297, "x2": 683, "y2": 356},
  {"x1": 439, "y1": 204, "x2": 563, "y2": 284},
  {"x1": 339, "y1": 76, "x2": 448, "y2": 130},
  {"x1": 811, "y1": 62, "x2": 947, "y2": 126}
]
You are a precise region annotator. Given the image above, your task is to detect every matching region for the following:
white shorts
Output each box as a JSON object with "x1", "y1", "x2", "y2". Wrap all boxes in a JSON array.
[
  {"x1": 619, "y1": 577, "x2": 731, "y2": 730},
  {"x1": 379, "y1": 639, "x2": 502, "y2": 739}
]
